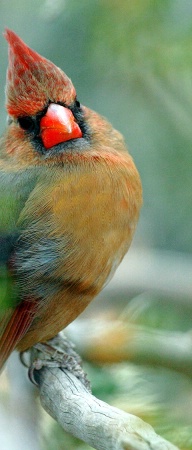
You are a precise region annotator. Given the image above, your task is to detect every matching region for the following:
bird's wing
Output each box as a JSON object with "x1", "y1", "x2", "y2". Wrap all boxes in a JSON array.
[{"x1": 0, "y1": 168, "x2": 38, "y2": 369}]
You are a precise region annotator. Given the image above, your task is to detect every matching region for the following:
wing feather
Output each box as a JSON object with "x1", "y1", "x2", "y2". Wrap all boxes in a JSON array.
[{"x1": 0, "y1": 299, "x2": 37, "y2": 370}]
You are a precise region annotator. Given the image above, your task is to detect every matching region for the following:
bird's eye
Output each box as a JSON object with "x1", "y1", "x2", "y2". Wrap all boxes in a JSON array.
[
  {"x1": 18, "y1": 116, "x2": 35, "y2": 132},
  {"x1": 75, "y1": 99, "x2": 81, "y2": 108}
]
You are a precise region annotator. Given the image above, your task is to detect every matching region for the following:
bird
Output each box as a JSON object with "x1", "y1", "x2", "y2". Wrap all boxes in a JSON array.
[{"x1": 0, "y1": 29, "x2": 142, "y2": 371}]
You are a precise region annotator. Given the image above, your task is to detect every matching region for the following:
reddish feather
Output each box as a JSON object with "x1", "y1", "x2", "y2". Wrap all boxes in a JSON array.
[
  {"x1": 5, "y1": 29, "x2": 49, "y2": 69},
  {"x1": 4, "y1": 28, "x2": 76, "y2": 117},
  {"x1": 0, "y1": 300, "x2": 37, "y2": 369}
]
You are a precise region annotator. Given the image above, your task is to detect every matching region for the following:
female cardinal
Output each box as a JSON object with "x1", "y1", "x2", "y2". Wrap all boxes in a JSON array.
[{"x1": 0, "y1": 30, "x2": 142, "y2": 370}]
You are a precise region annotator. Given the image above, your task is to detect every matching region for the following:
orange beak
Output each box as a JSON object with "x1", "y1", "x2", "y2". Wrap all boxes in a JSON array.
[{"x1": 40, "y1": 103, "x2": 82, "y2": 149}]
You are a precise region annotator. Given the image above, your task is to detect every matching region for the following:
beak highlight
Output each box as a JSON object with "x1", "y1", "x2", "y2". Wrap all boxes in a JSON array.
[{"x1": 40, "y1": 103, "x2": 82, "y2": 149}]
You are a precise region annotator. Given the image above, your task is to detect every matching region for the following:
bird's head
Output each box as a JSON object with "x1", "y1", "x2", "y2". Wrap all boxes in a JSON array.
[
  {"x1": 2, "y1": 29, "x2": 92, "y2": 164},
  {"x1": 1, "y1": 29, "x2": 128, "y2": 170}
]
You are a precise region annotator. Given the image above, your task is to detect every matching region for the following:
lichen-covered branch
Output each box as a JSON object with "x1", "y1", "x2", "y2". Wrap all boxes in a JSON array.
[{"x1": 35, "y1": 364, "x2": 179, "y2": 450}]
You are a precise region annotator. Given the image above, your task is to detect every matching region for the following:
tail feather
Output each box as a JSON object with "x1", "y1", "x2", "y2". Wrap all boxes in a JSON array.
[{"x1": 0, "y1": 300, "x2": 37, "y2": 370}]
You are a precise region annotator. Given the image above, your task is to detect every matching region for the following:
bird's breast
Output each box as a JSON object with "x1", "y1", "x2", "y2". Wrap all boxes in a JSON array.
[
  {"x1": 20, "y1": 151, "x2": 142, "y2": 295},
  {"x1": 14, "y1": 150, "x2": 142, "y2": 350}
]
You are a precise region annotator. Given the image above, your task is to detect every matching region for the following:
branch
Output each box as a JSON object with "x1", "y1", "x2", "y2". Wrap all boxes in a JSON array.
[{"x1": 34, "y1": 363, "x2": 179, "y2": 450}]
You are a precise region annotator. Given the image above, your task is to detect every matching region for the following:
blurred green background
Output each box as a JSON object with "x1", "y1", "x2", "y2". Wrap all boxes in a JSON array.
[{"x1": 0, "y1": 1, "x2": 192, "y2": 449}]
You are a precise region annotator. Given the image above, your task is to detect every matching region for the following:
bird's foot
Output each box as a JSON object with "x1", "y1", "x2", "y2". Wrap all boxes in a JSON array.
[{"x1": 20, "y1": 333, "x2": 91, "y2": 391}]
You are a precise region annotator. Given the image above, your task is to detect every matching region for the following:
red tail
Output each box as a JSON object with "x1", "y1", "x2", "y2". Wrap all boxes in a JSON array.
[{"x1": 0, "y1": 300, "x2": 37, "y2": 370}]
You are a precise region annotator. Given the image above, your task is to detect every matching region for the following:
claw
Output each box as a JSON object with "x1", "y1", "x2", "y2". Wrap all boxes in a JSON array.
[
  {"x1": 19, "y1": 350, "x2": 30, "y2": 368},
  {"x1": 19, "y1": 334, "x2": 91, "y2": 391},
  {"x1": 28, "y1": 363, "x2": 40, "y2": 386}
]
